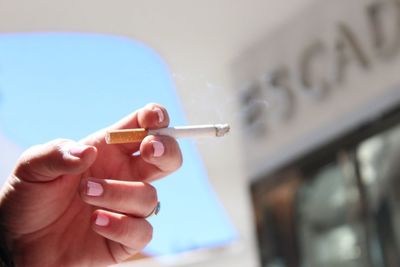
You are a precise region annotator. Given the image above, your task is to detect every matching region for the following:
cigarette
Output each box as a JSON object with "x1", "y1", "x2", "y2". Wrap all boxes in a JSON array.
[{"x1": 105, "y1": 124, "x2": 230, "y2": 144}]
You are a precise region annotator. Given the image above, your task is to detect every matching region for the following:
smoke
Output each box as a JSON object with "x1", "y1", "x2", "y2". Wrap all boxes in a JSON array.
[{"x1": 172, "y1": 73, "x2": 272, "y2": 140}]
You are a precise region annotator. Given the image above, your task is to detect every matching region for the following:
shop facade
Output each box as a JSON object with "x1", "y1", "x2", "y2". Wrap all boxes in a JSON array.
[{"x1": 233, "y1": 0, "x2": 400, "y2": 266}]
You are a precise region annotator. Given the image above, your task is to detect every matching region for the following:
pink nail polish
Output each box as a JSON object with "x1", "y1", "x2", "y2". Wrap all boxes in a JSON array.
[
  {"x1": 69, "y1": 145, "x2": 89, "y2": 158},
  {"x1": 87, "y1": 181, "x2": 103, "y2": 196},
  {"x1": 152, "y1": 140, "x2": 165, "y2": 157},
  {"x1": 154, "y1": 108, "x2": 164, "y2": 123},
  {"x1": 95, "y1": 214, "x2": 109, "y2": 226}
]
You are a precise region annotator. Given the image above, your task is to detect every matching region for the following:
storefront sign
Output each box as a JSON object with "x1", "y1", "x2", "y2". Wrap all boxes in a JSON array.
[{"x1": 233, "y1": 0, "x2": 400, "y2": 176}]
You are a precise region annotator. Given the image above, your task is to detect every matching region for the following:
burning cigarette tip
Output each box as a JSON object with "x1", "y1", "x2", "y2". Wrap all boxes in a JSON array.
[{"x1": 215, "y1": 124, "x2": 230, "y2": 137}]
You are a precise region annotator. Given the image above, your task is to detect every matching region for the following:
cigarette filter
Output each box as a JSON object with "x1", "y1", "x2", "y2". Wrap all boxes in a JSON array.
[{"x1": 105, "y1": 124, "x2": 230, "y2": 144}]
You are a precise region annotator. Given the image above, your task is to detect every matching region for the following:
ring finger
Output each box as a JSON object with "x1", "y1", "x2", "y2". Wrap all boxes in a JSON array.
[{"x1": 80, "y1": 178, "x2": 158, "y2": 218}]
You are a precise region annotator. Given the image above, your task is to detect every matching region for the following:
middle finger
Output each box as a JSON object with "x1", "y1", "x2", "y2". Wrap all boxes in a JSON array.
[{"x1": 129, "y1": 135, "x2": 183, "y2": 182}]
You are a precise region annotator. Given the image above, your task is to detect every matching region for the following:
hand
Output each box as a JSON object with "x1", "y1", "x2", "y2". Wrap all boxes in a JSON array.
[{"x1": 0, "y1": 103, "x2": 183, "y2": 267}]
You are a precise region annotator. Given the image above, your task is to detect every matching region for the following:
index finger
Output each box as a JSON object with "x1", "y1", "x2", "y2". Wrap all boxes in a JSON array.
[
  {"x1": 86, "y1": 103, "x2": 170, "y2": 153},
  {"x1": 112, "y1": 103, "x2": 170, "y2": 131}
]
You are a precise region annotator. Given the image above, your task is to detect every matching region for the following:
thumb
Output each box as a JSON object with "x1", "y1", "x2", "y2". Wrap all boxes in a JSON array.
[{"x1": 15, "y1": 139, "x2": 97, "y2": 182}]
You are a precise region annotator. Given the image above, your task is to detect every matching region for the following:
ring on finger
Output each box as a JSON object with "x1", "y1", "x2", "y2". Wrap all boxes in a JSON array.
[{"x1": 145, "y1": 201, "x2": 161, "y2": 218}]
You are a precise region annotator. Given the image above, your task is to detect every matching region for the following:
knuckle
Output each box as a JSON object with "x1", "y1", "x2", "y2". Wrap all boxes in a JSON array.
[
  {"x1": 51, "y1": 139, "x2": 74, "y2": 155},
  {"x1": 145, "y1": 184, "x2": 158, "y2": 208},
  {"x1": 176, "y1": 150, "x2": 183, "y2": 169},
  {"x1": 18, "y1": 145, "x2": 40, "y2": 163},
  {"x1": 49, "y1": 139, "x2": 75, "y2": 157},
  {"x1": 140, "y1": 222, "x2": 153, "y2": 246},
  {"x1": 48, "y1": 148, "x2": 68, "y2": 171},
  {"x1": 14, "y1": 145, "x2": 41, "y2": 177},
  {"x1": 128, "y1": 219, "x2": 153, "y2": 250},
  {"x1": 116, "y1": 217, "x2": 131, "y2": 238},
  {"x1": 145, "y1": 223, "x2": 154, "y2": 243},
  {"x1": 47, "y1": 139, "x2": 80, "y2": 172},
  {"x1": 113, "y1": 190, "x2": 126, "y2": 209},
  {"x1": 168, "y1": 139, "x2": 183, "y2": 170}
]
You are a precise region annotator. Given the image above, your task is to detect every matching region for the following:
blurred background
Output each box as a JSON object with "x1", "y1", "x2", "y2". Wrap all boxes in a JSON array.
[{"x1": 1, "y1": 0, "x2": 400, "y2": 266}]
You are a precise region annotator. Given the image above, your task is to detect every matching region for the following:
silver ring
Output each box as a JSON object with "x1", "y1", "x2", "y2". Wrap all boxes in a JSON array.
[{"x1": 145, "y1": 201, "x2": 161, "y2": 218}]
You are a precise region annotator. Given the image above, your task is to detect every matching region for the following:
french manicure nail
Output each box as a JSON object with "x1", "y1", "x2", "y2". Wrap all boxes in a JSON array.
[
  {"x1": 87, "y1": 181, "x2": 103, "y2": 196},
  {"x1": 154, "y1": 108, "x2": 164, "y2": 123},
  {"x1": 69, "y1": 145, "x2": 89, "y2": 158},
  {"x1": 95, "y1": 214, "x2": 109, "y2": 226},
  {"x1": 151, "y1": 140, "x2": 165, "y2": 157}
]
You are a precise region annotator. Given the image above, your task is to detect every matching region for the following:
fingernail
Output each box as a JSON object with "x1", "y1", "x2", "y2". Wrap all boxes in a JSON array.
[
  {"x1": 154, "y1": 108, "x2": 164, "y2": 123},
  {"x1": 87, "y1": 181, "x2": 103, "y2": 196},
  {"x1": 151, "y1": 140, "x2": 165, "y2": 157},
  {"x1": 69, "y1": 145, "x2": 90, "y2": 158},
  {"x1": 95, "y1": 214, "x2": 109, "y2": 226}
]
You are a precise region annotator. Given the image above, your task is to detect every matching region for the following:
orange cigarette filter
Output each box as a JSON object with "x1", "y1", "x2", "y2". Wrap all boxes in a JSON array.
[{"x1": 105, "y1": 129, "x2": 148, "y2": 144}]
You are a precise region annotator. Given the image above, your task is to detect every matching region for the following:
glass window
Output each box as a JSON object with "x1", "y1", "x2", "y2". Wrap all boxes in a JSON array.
[{"x1": 251, "y1": 105, "x2": 400, "y2": 267}]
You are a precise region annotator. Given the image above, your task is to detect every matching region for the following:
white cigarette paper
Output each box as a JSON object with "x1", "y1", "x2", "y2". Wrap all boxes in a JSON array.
[
  {"x1": 149, "y1": 124, "x2": 230, "y2": 138},
  {"x1": 105, "y1": 124, "x2": 230, "y2": 144}
]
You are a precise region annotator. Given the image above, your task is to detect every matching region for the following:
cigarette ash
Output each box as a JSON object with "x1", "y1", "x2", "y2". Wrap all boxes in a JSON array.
[{"x1": 215, "y1": 124, "x2": 230, "y2": 137}]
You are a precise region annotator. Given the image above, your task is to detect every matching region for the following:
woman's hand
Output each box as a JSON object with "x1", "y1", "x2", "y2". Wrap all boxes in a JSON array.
[{"x1": 0, "y1": 103, "x2": 182, "y2": 267}]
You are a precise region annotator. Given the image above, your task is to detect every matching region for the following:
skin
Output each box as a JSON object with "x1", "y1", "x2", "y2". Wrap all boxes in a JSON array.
[{"x1": 0, "y1": 103, "x2": 183, "y2": 267}]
